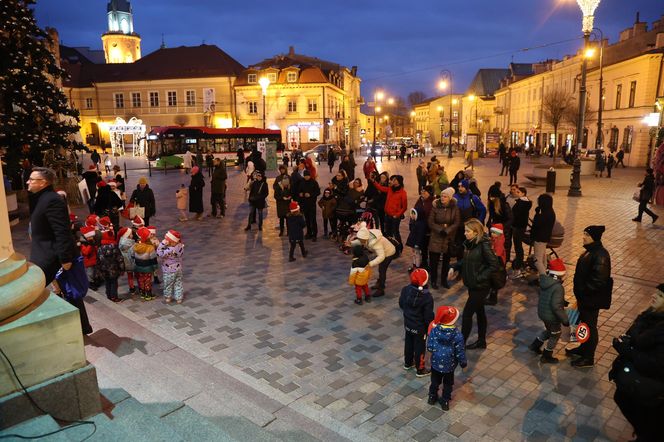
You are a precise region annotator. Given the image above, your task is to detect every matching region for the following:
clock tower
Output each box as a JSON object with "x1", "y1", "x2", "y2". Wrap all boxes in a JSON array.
[{"x1": 101, "y1": 0, "x2": 141, "y2": 63}]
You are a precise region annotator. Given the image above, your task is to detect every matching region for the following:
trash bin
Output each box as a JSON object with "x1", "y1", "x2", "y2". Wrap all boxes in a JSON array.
[{"x1": 546, "y1": 168, "x2": 556, "y2": 193}]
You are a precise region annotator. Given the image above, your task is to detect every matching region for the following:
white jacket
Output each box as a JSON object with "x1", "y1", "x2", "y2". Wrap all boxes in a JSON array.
[{"x1": 365, "y1": 229, "x2": 396, "y2": 267}]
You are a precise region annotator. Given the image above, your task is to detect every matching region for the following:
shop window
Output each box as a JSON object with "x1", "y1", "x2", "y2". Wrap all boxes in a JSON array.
[{"x1": 307, "y1": 126, "x2": 320, "y2": 142}]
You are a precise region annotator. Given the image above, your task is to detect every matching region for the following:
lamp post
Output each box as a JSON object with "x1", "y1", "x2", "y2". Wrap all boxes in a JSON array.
[
  {"x1": 588, "y1": 28, "x2": 604, "y2": 148},
  {"x1": 259, "y1": 76, "x2": 271, "y2": 129},
  {"x1": 438, "y1": 70, "x2": 455, "y2": 158},
  {"x1": 437, "y1": 106, "x2": 444, "y2": 149},
  {"x1": 569, "y1": 0, "x2": 601, "y2": 197},
  {"x1": 372, "y1": 90, "x2": 384, "y2": 155}
]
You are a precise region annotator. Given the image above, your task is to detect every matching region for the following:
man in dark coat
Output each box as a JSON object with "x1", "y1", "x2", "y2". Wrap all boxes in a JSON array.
[
  {"x1": 210, "y1": 158, "x2": 227, "y2": 218},
  {"x1": 130, "y1": 177, "x2": 156, "y2": 226},
  {"x1": 253, "y1": 151, "x2": 267, "y2": 175},
  {"x1": 90, "y1": 149, "x2": 101, "y2": 170},
  {"x1": 568, "y1": 225, "x2": 612, "y2": 368},
  {"x1": 297, "y1": 170, "x2": 320, "y2": 240},
  {"x1": 82, "y1": 164, "x2": 100, "y2": 213},
  {"x1": 27, "y1": 167, "x2": 78, "y2": 285},
  {"x1": 632, "y1": 168, "x2": 658, "y2": 223}
]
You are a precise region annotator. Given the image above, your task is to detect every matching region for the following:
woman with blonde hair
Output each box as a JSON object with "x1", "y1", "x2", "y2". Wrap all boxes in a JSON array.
[{"x1": 460, "y1": 218, "x2": 502, "y2": 349}]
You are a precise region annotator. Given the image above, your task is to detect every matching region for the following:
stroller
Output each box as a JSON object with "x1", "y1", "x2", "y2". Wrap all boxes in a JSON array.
[{"x1": 340, "y1": 209, "x2": 375, "y2": 254}]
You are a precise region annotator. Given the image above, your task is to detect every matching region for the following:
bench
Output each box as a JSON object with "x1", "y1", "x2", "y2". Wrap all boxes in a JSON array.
[{"x1": 524, "y1": 174, "x2": 547, "y2": 186}]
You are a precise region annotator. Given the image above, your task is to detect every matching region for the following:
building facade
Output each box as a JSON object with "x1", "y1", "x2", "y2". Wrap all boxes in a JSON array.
[
  {"x1": 233, "y1": 47, "x2": 361, "y2": 151},
  {"x1": 412, "y1": 95, "x2": 462, "y2": 146},
  {"x1": 494, "y1": 15, "x2": 664, "y2": 166}
]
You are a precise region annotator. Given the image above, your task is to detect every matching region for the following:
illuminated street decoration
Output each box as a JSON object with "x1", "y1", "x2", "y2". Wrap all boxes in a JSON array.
[{"x1": 109, "y1": 117, "x2": 146, "y2": 156}]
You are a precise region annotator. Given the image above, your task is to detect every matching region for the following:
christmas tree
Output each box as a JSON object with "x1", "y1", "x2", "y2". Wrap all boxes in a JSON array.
[{"x1": 0, "y1": 0, "x2": 81, "y2": 188}]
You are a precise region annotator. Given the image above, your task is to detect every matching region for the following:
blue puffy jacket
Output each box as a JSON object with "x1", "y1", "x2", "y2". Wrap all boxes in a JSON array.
[
  {"x1": 454, "y1": 191, "x2": 486, "y2": 223},
  {"x1": 427, "y1": 325, "x2": 467, "y2": 373}
]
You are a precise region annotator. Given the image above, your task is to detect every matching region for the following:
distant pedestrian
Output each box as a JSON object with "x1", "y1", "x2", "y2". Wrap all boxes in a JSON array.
[
  {"x1": 606, "y1": 153, "x2": 615, "y2": 178},
  {"x1": 298, "y1": 170, "x2": 321, "y2": 240},
  {"x1": 188, "y1": 166, "x2": 205, "y2": 221},
  {"x1": 182, "y1": 149, "x2": 193, "y2": 174},
  {"x1": 427, "y1": 306, "x2": 467, "y2": 411},
  {"x1": 355, "y1": 225, "x2": 397, "y2": 298},
  {"x1": 274, "y1": 165, "x2": 293, "y2": 236},
  {"x1": 348, "y1": 244, "x2": 371, "y2": 305},
  {"x1": 318, "y1": 188, "x2": 337, "y2": 238},
  {"x1": 117, "y1": 227, "x2": 136, "y2": 296},
  {"x1": 129, "y1": 177, "x2": 156, "y2": 226},
  {"x1": 616, "y1": 148, "x2": 625, "y2": 168},
  {"x1": 595, "y1": 151, "x2": 606, "y2": 177},
  {"x1": 245, "y1": 171, "x2": 268, "y2": 231},
  {"x1": 510, "y1": 187, "x2": 532, "y2": 277},
  {"x1": 508, "y1": 150, "x2": 520, "y2": 185},
  {"x1": 399, "y1": 268, "x2": 434, "y2": 377},
  {"x1": 632, "y1": 168, "x2": 658, "y2": 224},
  {"x1": 210, "y1": 158, "x2": 227, "y2": 218},
  {"x1": 486, "y1": 223, "x2": 505, "y2": 305},
  {"x1": 286, "y1": 201, "x2": 307, "y2": 262},
  {"x1": 327, "y1": 147, "x2": 336, "y2": 173},
  {"x1": 205, "y1": 151, "x2": 215, "y2": 176},
  {"x1": 175, "y1": 184, "x2": 188, "y2": 222},
  {"x1": 90, "y1": 149, "x2": 101, "y2": 171},
  {"x1": 528, "y1": 258, "x2": 569, "y2": 363}
]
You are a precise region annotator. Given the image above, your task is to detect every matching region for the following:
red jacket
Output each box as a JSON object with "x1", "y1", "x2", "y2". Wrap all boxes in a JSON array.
[
  {"x1": 372, "y1": 181, "x2": 408, "y2": 218},
  {"x1": 490, "y1": 234, "x2": 506, "y2": 265},
  {"x1": 363, "y1": 161, "x2": 376, "y2": 180},
  {"x1": 80, "y1": 243, "x2": 98, "y2": 268}
]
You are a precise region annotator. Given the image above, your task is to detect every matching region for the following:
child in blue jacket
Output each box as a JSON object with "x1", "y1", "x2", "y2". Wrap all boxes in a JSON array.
[{"x1": 427, "y1": 305, "x2": 467, "y2": 410}]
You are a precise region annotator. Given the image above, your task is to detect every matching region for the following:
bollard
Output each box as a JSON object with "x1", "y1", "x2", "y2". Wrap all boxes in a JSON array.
[{"x1": 546, "y1": 168, "x2": 556, "y2": 193}]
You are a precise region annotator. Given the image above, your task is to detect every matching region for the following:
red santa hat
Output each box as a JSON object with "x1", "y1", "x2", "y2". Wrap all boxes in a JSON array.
[
  {"x1": 490, "y1": 223, "x2": 504, "y2": 235},
  {"x1": 410, "y1": 268, "x2": 429, "y2": 290},
  {"x1": 88, "y1": 164, "x2": 97, "y2": 170},
  {"x1": 81, "y1": 226, "x2": 96, "y2": 239},
  {"x1": 137, "y1": 227, "x2": 151, "y2": 242},
  {"x1": 165, "y1": 230, "x2": 181, "y2": 243},
  {"x1": 69, "y1": 213, "x2": 78, "y2": 223},
  {"x1": 131, "y1": 215, "x2": 144, "y2": 228},
  {"x1": 289, "y1": 201, "x2": 300, "y2": 212},
  {"x1": 147, "y1": 225, "x2": 157, "y2": 235},
  {"x1": 547, "y1": 258, "x2": 566, "y2": 276},
  {"x1": 85, "y1": 214, "x2": 99, "y2": 227},
  {"x1": 96, "y1": 180, "x2": 107, "y2": 188},
  {"x1": 436, "y1": 306, "x2": 460, "y2": 326},
  {"x1": 118, "y1": 227, "x2": 132, "y2": 240},
  {"x1": 99, "y1": 216, "x2": 112, "y2": 230}
]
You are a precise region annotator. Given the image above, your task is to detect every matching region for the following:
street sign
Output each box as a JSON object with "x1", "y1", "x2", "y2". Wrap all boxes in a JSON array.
[{"x1": 576, "y1": 322, "x2": 590, "y2": 344}]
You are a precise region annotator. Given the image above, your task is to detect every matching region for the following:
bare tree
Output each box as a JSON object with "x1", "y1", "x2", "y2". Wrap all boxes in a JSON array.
[
  {"x1": 407, "y1": 91, "x2": 427, "y2": 107},
  {"x1": 174, "y1": 115, "x2": 190, "y2": 127},
  {"x1": 542, "y1": 88, "x2": 574, "y2": 163},
  {"x1": 563, "y1": 97, "x2": 596, "y2": 147}
]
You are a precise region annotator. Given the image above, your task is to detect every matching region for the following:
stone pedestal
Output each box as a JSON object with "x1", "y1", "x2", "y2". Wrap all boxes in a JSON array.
[{"x1": 0, "y1": 293, "x2": 100, "y2": 429}]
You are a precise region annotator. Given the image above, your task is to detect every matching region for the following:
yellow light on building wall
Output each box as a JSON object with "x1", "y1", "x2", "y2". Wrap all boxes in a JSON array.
[
  {"x1": 437, "y1": 106, "x2": 443, "y2": 112},
  {"x1": 452, "y1": 99, "x2": 459, "y2": 105},
  {"x1": 215, "y1": 117, "x2": 232, "y2": 128}
]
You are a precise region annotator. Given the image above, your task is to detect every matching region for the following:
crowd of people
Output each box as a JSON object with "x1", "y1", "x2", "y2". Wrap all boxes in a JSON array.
[{"x1": 21, "y1": 141, "x2": 663, "y2": 440}]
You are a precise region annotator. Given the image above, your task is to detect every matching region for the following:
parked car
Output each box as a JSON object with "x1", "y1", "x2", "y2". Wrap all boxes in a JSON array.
[{"x1": 303, "y1": 144, "x2": 341, "y2": 161}]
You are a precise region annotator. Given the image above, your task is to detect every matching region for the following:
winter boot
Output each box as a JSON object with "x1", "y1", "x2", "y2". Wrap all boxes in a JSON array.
[
  {"x1": 529, "y1": 338, "x2": 544, "y2": 355},
  {"x1": 371, "y1": 288, "x2": 385, "y2": 298},
  {"x1": 439, "y1": 398, "x2": 450, "y2": 411},
  {"x1": 540, "y1": 349, "x2": 559, "y2": 364},
  {"x1": 427, "y1": 395, "x2": 438, "y2": 405}
]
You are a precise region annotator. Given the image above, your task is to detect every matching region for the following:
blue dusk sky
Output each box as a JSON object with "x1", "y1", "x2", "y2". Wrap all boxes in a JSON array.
[{"x1": 34, "y1": 0, "x2": 662, "y2": 102}]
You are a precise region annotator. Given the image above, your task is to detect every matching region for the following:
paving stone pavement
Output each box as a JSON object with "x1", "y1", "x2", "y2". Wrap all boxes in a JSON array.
[{"x1": 11, "y1": 152, "x2": 663, "y2": 441}]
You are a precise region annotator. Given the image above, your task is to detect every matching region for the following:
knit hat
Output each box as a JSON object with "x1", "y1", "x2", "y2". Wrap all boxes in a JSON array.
[
  {"x1": 436, "y1": 306, "x2": 460, "y2": 326},
  {"x1": 488, "y1": 186, "x2": 502, "y2": 198},
  {"x1": 96, "y1": 180, "x2": 107, "y2": 188},
  {"x1": 490, "y1": 224, "x2": 504, "y2": 235},
  {"x1": 584, "y1": 225, "x2": 605, "y2": 242},
  {"x1": 101, "y1": 230, "x2": 115, "y2": 245},
  {"x1": 422, "y1": 185, "x2": 434, "y2": 195},
  {"x1": 191, "y1": 166, "x2": 200, "y2": 175},
  {"x1": 441, "y1": 187, "x2": 455, "y2": 200},
  {"x1": 137, "y1": 227, "x2": 151, "y2": 242},
  {"x1": 410, "y1": 268, "x2": 429, "y2": 290},
  {"x1": 85, "y1": 214, "x2": 99, "y2": 227},
  {"x1": 356, "y1": 226, "x2": 370, "y2": 240},
  {"x1": 147, "y1": 225, "x2": 157, "y2": 235},
  {"x1": 547, "y1": 258, "x2": 566, "y2": 276},
  {"x1": 81, "y1": 226, "x2": 96, "y2": 239},
  {"x1": 289, "y1": 201, "x2": 300, "y2": 212},
  {"x1": 118, "y1": 227, "x2": 132, "y2": 240},
  {"x1": 88, "y1": 164, "x2": 97, "y2": 170},
  {"x1": 510, "y1": 150, "x2": 517, "y2": 157},
  {"x1": 99, "y1": 216, "x2": 112, "y2": 229},
  {"x1": 131, "y1": 215, "x2": 144, "y2": 228},
  {"x1": 459, "y1": 179, "x2": 470, "y2": 190},
  {"x1": 165, "y1": 230, "x2": 181, "y2": 243},
  {"x1": 138, "y1": 176, "x2": 148, "y2": 185}
]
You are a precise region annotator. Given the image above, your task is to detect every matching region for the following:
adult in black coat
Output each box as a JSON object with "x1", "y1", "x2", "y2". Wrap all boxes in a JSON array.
[
  {"x1": 245, "y1": 171, "x2": 269, "y2": 231},
  {"x1": 93, "y1": 182, "x2": 123, "y2": 233},
  {"x1": 508, "y1": 151, "x2": 521, "y2": 185},
  {"x1": 568, "y1": 225, "x2": 612, "y2": 368},
  {"x1": 210, "y1": 158, "x2": 228, "y2": 218},
  {"x1": 632, "y1": 168, "x2": 658, "y2": 223},
  {"x1": 129, "y1": 177, "x2": 156, "y2": 226},
  {"x1": 339, "y1": 155, "x2": 354, "y2": 181},
  {"x1": 297, "y1": 171, "x2": 321, "y2": 239},
  {"x1": 530, "y1": 193, "x2": 555, "y2": 275},
  {"x1": 290, "y1": 162, "x2": 306, "y2": 202},
  {"x1": 510, "y1": 187, "x2": 532, "y2": 271},
  {"x1": 188, "y1": 166, "x2": 205, "y2": 220},
  {"x1": 28, "y1": 167, "x2": 79, "y2": 285},
  {"x1": 81, "y1": 165, "x2": 100, "y2": 212},
  {"x1": 327, "y1": 147, "x2": 336, "y2": 173},
  {"x1": 610, "y1": 283, "x2": 664, "y2": 442}
]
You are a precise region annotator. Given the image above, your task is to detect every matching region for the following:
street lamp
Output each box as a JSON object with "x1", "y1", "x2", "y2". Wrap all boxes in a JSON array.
[
  {"x1": 569, "y1": 0, "x2": 601, "y2": 197},
  {"x1": 258, "y1": 76, "x2": 271, "y2": 129},
  {"x1": 372, "y1": 91, "x2": 385, "y2": 154},
  {"x1": 438, "y1": 70, "x2": 455, "y2": 157},
  {"x1": 588, "y1": 28, "x2": 604, "y2": 149}
]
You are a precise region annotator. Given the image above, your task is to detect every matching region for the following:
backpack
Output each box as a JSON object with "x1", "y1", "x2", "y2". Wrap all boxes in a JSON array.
[{"x1": 482, "y1": 242, "x2": 506, "y2": 289}]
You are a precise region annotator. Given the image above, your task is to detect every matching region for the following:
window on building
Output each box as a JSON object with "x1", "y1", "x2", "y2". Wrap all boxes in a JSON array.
[
  {"x1": 287, "y1": 72, "x2": 297, "y2": 83},
  {"x1": 131, "y1": 92, "x2": 141, "y2": 108},
  {"x1": 167, "y1": 91, "x2": 177, "y2": 107},
  {"x1": 186, "y1": 90, "x2": 196, "y2": 107},
  {"x1": 248, "y1": 74, "x2": 257, "y2": 84},
  {"x1": 308, "y1": 99, "x2": 317, "y2": 112},
  {"x1": 628, "y1": 81, "x2": 636, "y2": 108},
  {"x1": 248, "y1": 101, "x2": 258, "y2": 114},
  {"x1": 85, "y1": 98, "x2": 93, "y2": 109},
  {"x1": 149, "y1": 91, "x2": 159, "y2": 107},
  {"x1": 288, "y1": 100, "x2": 297, "y2": 113},
  {"x1": 307, "y1": 126, "x2": 320, "y2": 142},
  {"x1": 267, "y1": 73, "x2": 277, "y2": 83},
  {"x1": 114, "y1": 93, "x2": 124, "y2": 109},
  {"x1": 615, "y1": 84, "x2": 622, "y2": 109}
]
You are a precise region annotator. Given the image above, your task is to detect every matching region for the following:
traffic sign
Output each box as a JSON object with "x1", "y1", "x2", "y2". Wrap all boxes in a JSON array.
[{"x1": 576, "y1": 322, "x2": 590, "y2": 344}]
